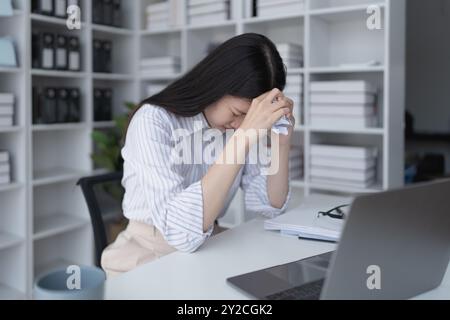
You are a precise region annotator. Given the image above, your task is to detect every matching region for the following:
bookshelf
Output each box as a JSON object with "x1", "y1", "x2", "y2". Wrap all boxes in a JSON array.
[{"x1": 0, "y1": 0, "x2": 405, "y2": 298}]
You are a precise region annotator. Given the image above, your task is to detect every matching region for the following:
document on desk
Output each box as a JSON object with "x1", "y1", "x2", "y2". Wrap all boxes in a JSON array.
[{"x1": 264, "y1": 194, "x2": 353, "y2": 242}]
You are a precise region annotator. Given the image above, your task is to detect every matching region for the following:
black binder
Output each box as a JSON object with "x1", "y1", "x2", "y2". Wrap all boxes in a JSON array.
[
  {"x1": 93, "y1": 39, "x2": 103, "y2": 72},
  {"x1": 32, "y1": 32, "x2": 41, "y2": 69},
  {"x1": 41, "y1": 88, "x2": 57, "y2": 124},
  {"x1": 103, "y1": 0, "x2": 113, "y2": 25},
  {"x1": 93, "y1": 88, "x2": 103, "y2": 121},
  {"x1": 32, "y1": 86, "x2": 42, "y2": 124},
  {"x1": 94, "y1": 88, "x2": 113, "y2": 121},
  {"x1": 68, "y1": 36, "x2": 81, "y2": 71},
  {"x1": 41, "y1": 33, "x2": 55, "y2": 70},
  {"x1": 68, "y1": 88, "x2": 81, "y2": 123},
  {"x1": 102, "y1": 89, "x2": 113, "y2": 121},
  {"x1": 55, "y1": 35, "x2": 68, "y2": 70},
  {"x1": 102, "y1": 40, "x2": 113, "y2": 73},
  {"x1": 112, "y1": 0, "x2": 122, "y2": 27},
  {"x1": 92, "y1": 0, "x2": 103, "y2": 25},
  {"x1": 56, "y1": 88, "x2": 70, "y2": 123},
  {"x1": 32, "y1": 0, "x2": 54, "y2": 16}
]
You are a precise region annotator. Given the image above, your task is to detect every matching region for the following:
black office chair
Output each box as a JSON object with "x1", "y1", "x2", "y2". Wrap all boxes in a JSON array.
[{"x1": 77, "y1": 171, "x2": 126, "y2": 267}]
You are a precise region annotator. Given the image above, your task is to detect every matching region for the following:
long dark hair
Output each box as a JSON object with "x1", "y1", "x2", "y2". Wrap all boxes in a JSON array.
[{"x1": 123, "y1": 33, "x2": 287, "y2": 142}]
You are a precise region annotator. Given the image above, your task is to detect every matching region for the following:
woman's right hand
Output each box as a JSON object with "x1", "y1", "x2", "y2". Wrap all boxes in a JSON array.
[{"x1": 239, "y1": 88, "x2": 292, "y2": 132}]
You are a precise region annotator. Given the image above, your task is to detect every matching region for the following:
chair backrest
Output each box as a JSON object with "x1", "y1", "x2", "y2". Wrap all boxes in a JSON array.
[{"x1": 77, "y1": 172, "x2": 124, "y2": 267}]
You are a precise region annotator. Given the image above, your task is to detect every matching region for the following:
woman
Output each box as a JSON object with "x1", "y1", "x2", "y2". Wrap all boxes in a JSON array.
[{"x1": 101, "y1": 33, "x2": 295, "y2": 277}]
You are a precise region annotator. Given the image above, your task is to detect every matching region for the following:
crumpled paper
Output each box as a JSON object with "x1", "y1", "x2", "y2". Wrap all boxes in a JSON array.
[{"x1": 272, "y1": 116, "x2": 292, "y2": 135}]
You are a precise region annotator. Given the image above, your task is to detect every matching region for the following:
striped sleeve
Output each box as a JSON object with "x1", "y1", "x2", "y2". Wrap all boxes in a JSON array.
[
  {"x1": 125, "y1": 109, "x2": 213, "y2": 253},
  {"x1": 240, "y1": 162, "x2": 291, "y2": 219}
]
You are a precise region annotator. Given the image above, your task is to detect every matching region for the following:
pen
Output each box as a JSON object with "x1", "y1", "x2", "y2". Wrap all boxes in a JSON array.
[{"x1": 298, "y1": 236, "x2": 337, "y2": 244}]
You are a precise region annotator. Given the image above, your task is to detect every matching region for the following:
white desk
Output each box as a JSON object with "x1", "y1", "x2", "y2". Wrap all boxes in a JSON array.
[{"x1": 105, "y1": 218, "x2": 450, "y2": 300}]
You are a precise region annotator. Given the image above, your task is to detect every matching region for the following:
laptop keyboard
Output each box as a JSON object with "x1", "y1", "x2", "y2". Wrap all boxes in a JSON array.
[{"x1": 265, "y1": 279, "x2": 325, "y2": 300}]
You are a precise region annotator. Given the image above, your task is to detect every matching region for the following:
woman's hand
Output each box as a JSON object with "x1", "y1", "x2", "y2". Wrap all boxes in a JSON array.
[
  {"x1": 274, "y1": 96, "x2": 295, "y2": 146},
  {"x1": 240, "y1": 88, "x2": 291, "y2": 133}
]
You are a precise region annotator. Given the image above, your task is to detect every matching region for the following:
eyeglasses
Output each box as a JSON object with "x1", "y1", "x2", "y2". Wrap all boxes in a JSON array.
[{"x1": 317, "y1": 204, "x2": 350, "y2": 220}]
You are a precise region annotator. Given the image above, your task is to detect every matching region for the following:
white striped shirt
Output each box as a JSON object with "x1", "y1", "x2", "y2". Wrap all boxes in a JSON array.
[{"x1": 121, "y1": 104, "x2": 291, "y2": 253}]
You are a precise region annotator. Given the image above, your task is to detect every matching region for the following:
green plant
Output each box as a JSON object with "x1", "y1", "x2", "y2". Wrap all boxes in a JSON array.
[{"x1": 91, "y1": 102, "x2": 136, "y2": 172}]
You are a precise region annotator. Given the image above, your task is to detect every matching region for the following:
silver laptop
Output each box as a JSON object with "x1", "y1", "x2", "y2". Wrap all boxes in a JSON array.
[{"x1": 227, "y1": 179, "x2": 450, "y2": 300}]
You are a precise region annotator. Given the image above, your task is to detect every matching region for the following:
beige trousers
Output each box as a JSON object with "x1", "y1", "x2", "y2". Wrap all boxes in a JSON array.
[{"x1": 101, "y1": 220, "x2": 176, "y2": 278}]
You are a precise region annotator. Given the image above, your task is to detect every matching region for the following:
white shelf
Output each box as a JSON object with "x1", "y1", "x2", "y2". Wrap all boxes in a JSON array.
[
  {"x1": 93, "y1": 73, "x2": 134, "y2": 81},
  {"x1": 308, "y1": 66, "x2": 385, "y2": 74},
  {"x1": 32, "y1": 123, "x2": 88, "y2": 132},
  {"x1": 309, "y1": 3, "x2": 385, "y2": 21},
  {"x1": 140, "y1": 28, "x2": 182, "y2": 36},
  {"x1": 0, "y1": 66, "x2": 22, "y2": 74},
  {"x1": 243, "y1": 12, "x2": 305, "y2": 25},
  {"x1": 0, "y1": 182, "x2": 24, "y2": 193},
  {"x1": 187, "y1": 20, "x2": 236, "y2": 31},
  {"x1": 0, "y1": 126, "x2": 23, "y2": 133},
  {"x1": 30, "y1": 13, "x2": 86, "y2": 27},
  {"x1": 288, "y1": 68, "x2": 304, "y2": 74},
  {"x1": 0, "y1": 232, "x2": 23, "y2": 251},
  {"x1": 140, "y1": 73, "x2": 181, "y2": 81},
  {"x1": 33, "y1": 167, "x2": 88, "y2": 186},
  {"x1": 33, "y1": 214, "x2": 89, "y2": 241},
  {"x1": 0, "y1": 284, "x2": 25, "y2": 300},
  {"x1": 291, "y1": 180, "x2": 305, "y2": 188},
  {"x1": 31, "y1": 69, "x2": 86, "y2": 78},
  {"x1": 92, "y1": 23, "x2": 134, "y2": 35},
  {"x1": 309, "y1": 127, "x2": 385, "y2": 135}
]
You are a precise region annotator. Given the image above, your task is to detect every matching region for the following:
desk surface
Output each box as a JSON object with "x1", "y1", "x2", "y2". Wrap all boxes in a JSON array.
[{"x1": 105, "y1": 218, "x2": 450, "y2": 300}]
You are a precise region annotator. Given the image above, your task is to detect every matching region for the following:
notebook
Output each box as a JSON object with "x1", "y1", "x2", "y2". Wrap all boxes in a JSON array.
[{"x1": 264, "y1": 194, "x2": 352, "y2": 242}]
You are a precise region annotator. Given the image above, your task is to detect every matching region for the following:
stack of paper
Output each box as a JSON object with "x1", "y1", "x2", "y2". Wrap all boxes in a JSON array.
[
  {"x1": 289, "y1": 147, "x2": 303, "y2": 180},
  {"x1": 277, "y1": 43, "x2": 303, "y2": 69},
  {"x1": 0, "y1": 93, "x2": 14, "y2": 127},
  {"x1": 145, "y1": 1, "x2": 170, "y2": 31},
  {"x1": 285, "y1": 74, "x2": 303, "y2": 124},
  {"x1": 264, "y1": 194, "x2": 351, "y2": 242},
  {"x1": 140, "y1": 56, "x2": 181, "y2": 77},
  {"x1": 257, "y1": 0, "x2": 305, "y2": 18},
  {"x1": 310, "y1": 80, "x2": 378, "y2": 128},
  {"x1": 310, "y1": 144, "x2": 378, "y2": 189},
  {"x1": 0, "y1": 151, "x2": 10, "y2": 185},
  {"x1": 146, "y1": 83, "x2": 169, "y2": 97},
  {"x1": 188, "y1": 0, "x2": 230, "y2": 26}
]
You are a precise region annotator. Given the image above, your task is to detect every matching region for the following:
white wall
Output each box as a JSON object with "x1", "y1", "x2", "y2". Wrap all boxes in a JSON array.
[{"x1": 406, "y1": 0, "x2": 450, "y2": 133}]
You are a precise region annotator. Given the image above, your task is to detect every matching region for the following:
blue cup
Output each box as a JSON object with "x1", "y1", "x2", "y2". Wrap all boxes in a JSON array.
[{"x1": 33, "y1": 265, "x2": 106, "y2": 300}]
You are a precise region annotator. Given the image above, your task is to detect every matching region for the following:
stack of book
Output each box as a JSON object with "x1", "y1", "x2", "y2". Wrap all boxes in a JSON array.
[
  {"x1": 146, "y1": 83, "x2": 168, "y2": 97},
  {"x1": 310, "y1": 144, "x2": 378, "y2": 189},
  {"x1": 145, "y1": 1, "x2": 171, "y2": 31},
  {"x1": 289, "y1": 147, "x2": 303, "y2": 180},
  {"x1": 310, "y1": 80, "x2": 378, "y2": 128},
  {"x1": 187, "y1": 0, "x2": 230, "y2": 26},
  {"x1": 140, "y1": 56, "x2": 181, "y2": 77},
  {"x1": 285, "y1": 74, "x2": 303, "y2": 125},
  {"x1": 276, "y1": 43, "x2": 303, "y2": 69},
  {"x1": 257, "y1": 0, "x2": 305, "y2": 18},
  {"x1": 0, "y1": 150, "x2": 10, "y2": 185},
  {"x1": 0, "y1": 93, "x2": 14, "y2": 127}
]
